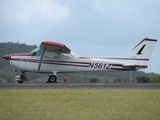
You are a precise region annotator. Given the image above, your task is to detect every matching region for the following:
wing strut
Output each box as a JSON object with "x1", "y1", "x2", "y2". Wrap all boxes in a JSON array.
[{"x1": 37, "y1": 50, "x2": 45, "y2": 71}]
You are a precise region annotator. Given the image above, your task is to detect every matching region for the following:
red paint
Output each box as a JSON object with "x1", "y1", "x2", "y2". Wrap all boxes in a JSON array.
[
  {"x1": 10, "y1": 53, "x2": 33, "y2": 56},
  {"x1": 143, "y1": 37, "x2": 157, "y2": 41},
  {"x1": 103, "y1": 58, "x2": 149, "y2": 61},
  {"x1": 2, "y1": 55, "x2": 10, "y2": 60},
  {"x1": 132, "y1": 38, "x2": 157, "y2": 50},
  {"x1": 42, "y1": 41, "x2": 64, "y2": 47},
  {"x1": 2, "y1": 53, "x2": 33, "y2": 60}
]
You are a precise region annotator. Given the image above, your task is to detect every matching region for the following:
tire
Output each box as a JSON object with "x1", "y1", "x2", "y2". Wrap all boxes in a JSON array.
[
  {"x1": 18, "y1": 81, "x2": 23, "y2": 83},
  {"x1": 48, "y1": 75, "x2": 57, "y2": 83}
]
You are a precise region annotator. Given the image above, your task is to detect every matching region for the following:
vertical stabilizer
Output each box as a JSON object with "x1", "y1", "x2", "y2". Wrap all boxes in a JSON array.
[{"x1": 125, "y1": 38, "x2": 157, "y2": 67}]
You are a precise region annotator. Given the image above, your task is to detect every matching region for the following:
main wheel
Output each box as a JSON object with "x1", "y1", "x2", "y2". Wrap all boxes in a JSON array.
[
  {"x1": 48, "y1": 75, "x2": 57, "y2": 83},
  {"x1": 18, "y1": 81, "x2": 23, "y2": 83}
]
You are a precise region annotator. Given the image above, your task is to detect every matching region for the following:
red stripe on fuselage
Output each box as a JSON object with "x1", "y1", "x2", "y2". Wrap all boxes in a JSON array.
[
  {"x1": 94, "y1": 57, "x2": 149, "y2": 61},
  {"x1": 9, "y1": 58, "x2": 90, "y2": 67},
  {"x1": 10, "y1": 53, "x2": 33, "y2": 56}
]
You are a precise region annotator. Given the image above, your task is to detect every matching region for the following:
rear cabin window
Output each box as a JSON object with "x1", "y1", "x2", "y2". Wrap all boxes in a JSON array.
[{"x1": 59, "y1": 53, "x2": 73, "y2": 59}]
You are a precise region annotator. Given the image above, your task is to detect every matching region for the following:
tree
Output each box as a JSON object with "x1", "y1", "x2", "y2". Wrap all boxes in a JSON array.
[
  {"x1": 90, "y1": 77, "x2": 101, "y2": 83},
  {"x1": 151, "y1": 74, "x2": 160, "y2": 83},
  {"x1": 136, "y1": 76, "x2": 149, "y2": 83}
]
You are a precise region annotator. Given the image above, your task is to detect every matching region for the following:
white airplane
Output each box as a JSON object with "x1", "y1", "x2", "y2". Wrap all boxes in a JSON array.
[{"x1": 2, "y1": 37, "x2": 157, "y2": 83}]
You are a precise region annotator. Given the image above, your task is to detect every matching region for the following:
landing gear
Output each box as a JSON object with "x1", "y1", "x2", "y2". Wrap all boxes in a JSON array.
[
  {"x1": 15, "y1": 72, "x2": 30, "y2": 83},
  {"x1": 18, "y1": 81, "x2": 23, "y2": 83},
  {"x1": 46, "y1": 75, "x2": 57, "y2": 83}
]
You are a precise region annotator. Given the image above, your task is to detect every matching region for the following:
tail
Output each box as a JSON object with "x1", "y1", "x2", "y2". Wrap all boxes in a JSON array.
[{"x1": 125, "y1": 37, "x2": 157, "y2": 68}]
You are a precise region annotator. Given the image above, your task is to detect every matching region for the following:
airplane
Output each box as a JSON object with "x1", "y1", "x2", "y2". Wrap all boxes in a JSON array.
[{"x1": 2, "y1": 37, "x2": 157, "y2": 83}]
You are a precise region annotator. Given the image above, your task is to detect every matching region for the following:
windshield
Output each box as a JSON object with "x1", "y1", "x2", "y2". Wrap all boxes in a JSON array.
[{"x1": 31, "y1": 47, "x2": 42, "y2": 56}]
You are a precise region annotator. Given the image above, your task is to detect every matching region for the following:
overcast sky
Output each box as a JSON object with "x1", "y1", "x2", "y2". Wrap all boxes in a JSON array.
[{"x1": 0, "y1": 0, "x2": 160, "y2": 73}]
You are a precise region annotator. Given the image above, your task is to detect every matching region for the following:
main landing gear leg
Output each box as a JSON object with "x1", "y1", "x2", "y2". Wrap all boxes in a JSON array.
[{"x1": 47, "y1": 75, "x2": 57, "y2": 83}]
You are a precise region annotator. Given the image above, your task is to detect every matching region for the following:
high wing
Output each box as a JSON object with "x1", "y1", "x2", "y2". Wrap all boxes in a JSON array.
[
  {"x1": 37, "y1": 41, "x2": 71, "y2": 71},
  {"x1": 40, "y1": 41, "x2": 71, "y2": 53}
]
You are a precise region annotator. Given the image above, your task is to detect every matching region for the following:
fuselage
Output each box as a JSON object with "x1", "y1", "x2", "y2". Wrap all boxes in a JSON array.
[
  {"x1": 3, "y1": 38, "x2": 157, "y2": 75},
  {"x1": 3, "y1": 51, "x2": 143, "y2": 74}
]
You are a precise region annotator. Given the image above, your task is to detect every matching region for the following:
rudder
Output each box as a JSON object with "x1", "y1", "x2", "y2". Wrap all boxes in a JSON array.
[{"x1": 125, "y1": 37, "x2": 157, "y2": 67}]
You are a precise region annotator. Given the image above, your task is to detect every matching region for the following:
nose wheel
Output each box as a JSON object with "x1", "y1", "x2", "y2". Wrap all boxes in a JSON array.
[
  {"x1": 18, "y1": 81, "x2": 23, "y2": 83},
  {"x1": 47, "y1": 75, "x2": 57, "y2": 83},
  {"x1": 15, "y1": 72, "x2": 30, "y2": 83}
]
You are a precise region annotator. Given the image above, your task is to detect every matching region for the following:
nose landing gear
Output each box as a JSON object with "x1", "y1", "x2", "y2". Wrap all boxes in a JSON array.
[{"x1": 15, "y1": 72, "x2": 30, "y2": 83}]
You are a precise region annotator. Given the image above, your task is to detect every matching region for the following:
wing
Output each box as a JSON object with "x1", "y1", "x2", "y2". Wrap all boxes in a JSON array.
[
  {"x1": 40, "y1": 41, "x2": 71, "y2": 53},
  {"x1": 37, "y1": 41, "x2": 71, "y2": 71}
]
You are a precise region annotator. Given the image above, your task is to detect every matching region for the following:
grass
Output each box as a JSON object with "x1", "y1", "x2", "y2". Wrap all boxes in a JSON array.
[{"x1": 0, "y1": 89, "x2": 160, "y2": 120}]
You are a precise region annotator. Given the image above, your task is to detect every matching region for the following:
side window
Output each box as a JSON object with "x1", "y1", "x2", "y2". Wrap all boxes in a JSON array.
[
  {"x1": 40, "y1": 52, "x2": 73, "y2": 60},
  {"x1": 60, "y1": 53, "x2": 73, "y2": 60},
  {"x1": 44, "y1": 52, "x2": 58, "y2": 59}
]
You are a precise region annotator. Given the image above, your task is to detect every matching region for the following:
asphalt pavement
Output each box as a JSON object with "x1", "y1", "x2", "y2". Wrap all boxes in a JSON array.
[{"x1": 0, "y1": 83, "x2": 160, "y2": 89}]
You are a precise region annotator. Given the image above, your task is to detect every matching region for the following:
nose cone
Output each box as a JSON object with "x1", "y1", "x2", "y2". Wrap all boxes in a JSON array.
[{"x1": 2, "y1": 55, "x2": 10, "y2": 60}]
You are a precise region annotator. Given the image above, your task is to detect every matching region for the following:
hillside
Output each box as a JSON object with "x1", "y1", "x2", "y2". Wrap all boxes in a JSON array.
[
  {"x1": 0, "y1": 42, "x2": 159, "y2": 83},
  {"x1": 0, "y1": 42, "x2": 37, "y2": 69}
]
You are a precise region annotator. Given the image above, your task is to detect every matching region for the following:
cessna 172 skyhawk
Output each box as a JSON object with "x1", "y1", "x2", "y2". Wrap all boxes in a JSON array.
[{"x1": 2, "y1": 37, "x2": 157, "y2": 83}]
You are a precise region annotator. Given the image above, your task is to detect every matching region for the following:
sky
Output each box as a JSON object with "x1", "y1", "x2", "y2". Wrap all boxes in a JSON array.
[{"x1": 0, "y1": 0, "x2": 160, "y2": 73}]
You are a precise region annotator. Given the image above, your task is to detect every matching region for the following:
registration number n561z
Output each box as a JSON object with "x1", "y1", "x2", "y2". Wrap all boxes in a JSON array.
[{"x1": 89, "y1": 63, "x2": 112, "y2": 69}]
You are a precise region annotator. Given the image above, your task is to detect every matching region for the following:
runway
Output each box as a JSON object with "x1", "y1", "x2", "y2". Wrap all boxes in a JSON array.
[{"x1": 0, "y1": 83, "x2": 160, "y2": 89}]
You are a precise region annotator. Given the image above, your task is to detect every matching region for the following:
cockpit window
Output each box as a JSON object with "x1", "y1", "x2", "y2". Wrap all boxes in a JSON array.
[
  {"x1": 31, "y1": 48, "x2": 73, "y2": 59},
  {"x1": 31, "y1": 47, "x2": 42, "y2": 56}
]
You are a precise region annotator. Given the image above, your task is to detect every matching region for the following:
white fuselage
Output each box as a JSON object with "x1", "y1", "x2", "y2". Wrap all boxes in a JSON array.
[{"x1": 9, "y1": 52, "x2": 141, "y2": 74}]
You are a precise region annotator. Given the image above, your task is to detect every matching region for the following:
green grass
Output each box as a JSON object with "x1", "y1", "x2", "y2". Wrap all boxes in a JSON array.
[{"x1": 0, "y1": 89, "x2": 160, "y2": 120}]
